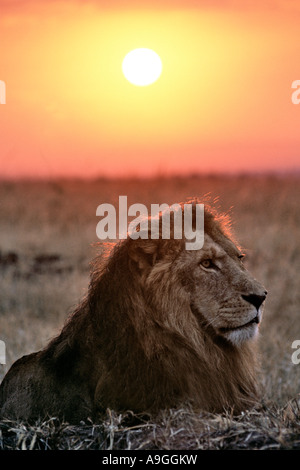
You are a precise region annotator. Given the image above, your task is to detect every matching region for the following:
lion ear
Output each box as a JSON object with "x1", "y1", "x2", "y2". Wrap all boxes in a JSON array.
[{"x1": 127, "y1": 239, "x2": 159, "y2": 271}]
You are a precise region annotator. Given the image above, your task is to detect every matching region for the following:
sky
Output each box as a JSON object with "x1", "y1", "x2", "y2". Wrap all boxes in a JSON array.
[{"x1": 0, "y1": 0, "x2": 300, "y2": 178}]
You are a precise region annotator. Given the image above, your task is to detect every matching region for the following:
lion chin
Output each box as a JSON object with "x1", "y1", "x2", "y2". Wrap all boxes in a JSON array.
[{"x1": 0, "y1": 200, "x2": 267, "y2": 423}]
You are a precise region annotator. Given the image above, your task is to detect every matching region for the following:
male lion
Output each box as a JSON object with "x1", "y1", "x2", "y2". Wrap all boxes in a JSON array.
[{"x1": 0, "y1": 200, "x2": 267, "y2": 423}]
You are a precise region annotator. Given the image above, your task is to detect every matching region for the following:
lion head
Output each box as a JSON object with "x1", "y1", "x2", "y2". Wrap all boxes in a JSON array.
[
  {"x1": 126, "y1": 201, "x2": 266, "y2": 346},
  {"x1": 0, "y1": 200, "x2": 267, "y2": 422}
]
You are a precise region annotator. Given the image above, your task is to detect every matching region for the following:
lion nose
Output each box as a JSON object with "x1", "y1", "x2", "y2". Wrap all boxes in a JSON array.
[{"x1": 241, "y1": 293, "x2": 267, "y2": 311}]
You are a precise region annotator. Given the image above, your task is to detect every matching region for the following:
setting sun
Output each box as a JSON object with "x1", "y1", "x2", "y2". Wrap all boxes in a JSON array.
[
  {"x1": 0, "y1": 2, "x2": 300, "y2": 178},
  {"x1": 122, "y1": 48, "x2": 162, "y2": 87}
]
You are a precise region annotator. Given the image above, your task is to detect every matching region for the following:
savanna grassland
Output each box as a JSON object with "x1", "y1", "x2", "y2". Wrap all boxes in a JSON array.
[{"x1": 0, "y1": 174, "x2": 300, "y2": 450}]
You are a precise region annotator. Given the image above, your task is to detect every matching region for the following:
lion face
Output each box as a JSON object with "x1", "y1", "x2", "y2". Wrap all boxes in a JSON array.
[
  {"x1": 128, "y1": 202, "x2": 267, "y2": 349},
  {"x1": 174, "y1": 232, "x2": 267, "y2": 346}
]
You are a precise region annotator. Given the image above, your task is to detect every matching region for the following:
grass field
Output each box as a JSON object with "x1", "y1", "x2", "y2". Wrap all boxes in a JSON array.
[{"x1": 0, "y1": 174, "x2": 300, "y2": 450}]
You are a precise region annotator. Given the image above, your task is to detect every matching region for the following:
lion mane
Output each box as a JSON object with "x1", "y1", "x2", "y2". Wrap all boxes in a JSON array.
[{"x1": 0, "y1": 200, "x2": 267, "y2": 423}]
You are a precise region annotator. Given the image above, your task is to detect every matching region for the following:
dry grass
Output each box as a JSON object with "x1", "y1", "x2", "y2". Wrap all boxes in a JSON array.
[
  {"x1": 0, "y1": 174, "x2": 300, "y2": 450},
  {"x1": 1, "y1": 401, "x2": 300, "y2": 450}
]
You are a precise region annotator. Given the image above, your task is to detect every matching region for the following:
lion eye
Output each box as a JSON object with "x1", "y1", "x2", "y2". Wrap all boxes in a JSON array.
[
  {"x1": 238, "y1": 254, "x2": 245, "y2": 260},
  {"x1": 200, "y1": 259, "x2": 216, "y2": 270}
]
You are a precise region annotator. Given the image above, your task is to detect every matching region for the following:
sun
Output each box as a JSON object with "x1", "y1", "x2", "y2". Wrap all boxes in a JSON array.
[{"x1": 122, "y1": 48, "x2": 162, "y2": 87}]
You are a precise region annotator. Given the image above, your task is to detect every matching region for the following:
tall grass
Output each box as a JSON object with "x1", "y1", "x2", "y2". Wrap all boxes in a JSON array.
[{"x1": 0, "y1": 174, "x2": 299, "y2": 449}]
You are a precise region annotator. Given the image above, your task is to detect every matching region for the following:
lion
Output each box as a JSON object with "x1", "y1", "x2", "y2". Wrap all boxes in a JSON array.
[{"x1": 0, "y1": 200, "x2": 267, "y2": 423}]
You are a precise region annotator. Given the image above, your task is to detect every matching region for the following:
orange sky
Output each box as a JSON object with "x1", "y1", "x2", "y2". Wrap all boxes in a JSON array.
[{"x1": 0, "y1": 0, "x2": 300, "y2": 178}]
